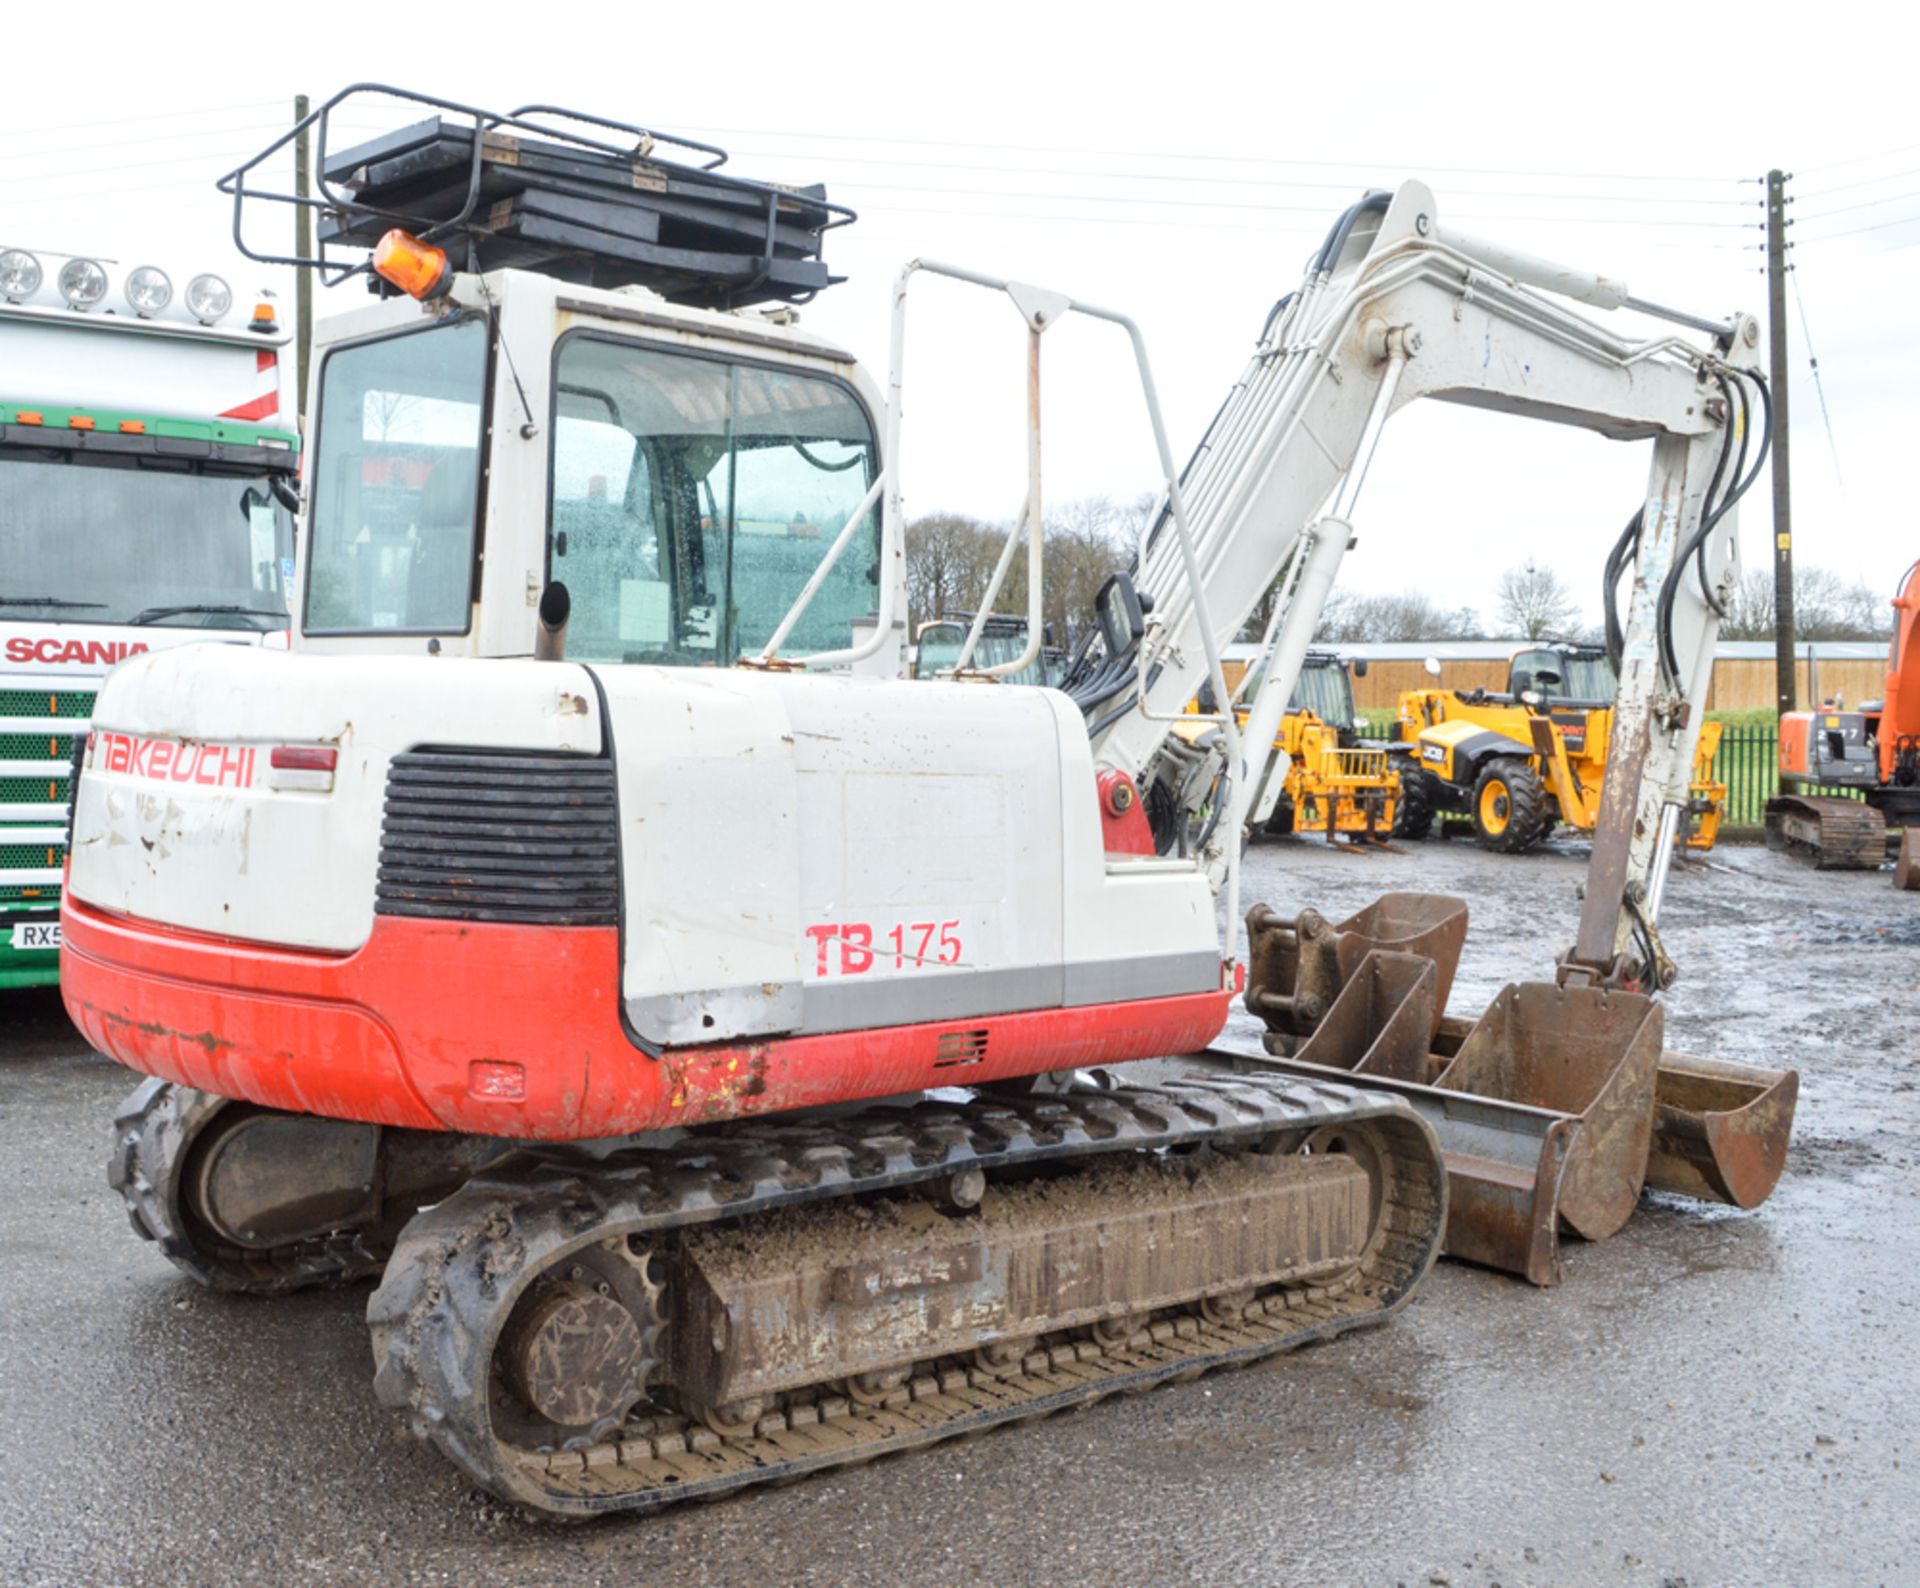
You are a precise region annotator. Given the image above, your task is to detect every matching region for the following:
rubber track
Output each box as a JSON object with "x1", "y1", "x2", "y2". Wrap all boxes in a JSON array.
[
  {"x1": 108, "y1": 1077, "x2": 394, "y2": 1294},
  {"x1": 368, "y1": 1073, "x2": 1446, "y2": 1518},
  {"x1": 1764, "y1": 794, "x2": 1886, "y2": 870}
]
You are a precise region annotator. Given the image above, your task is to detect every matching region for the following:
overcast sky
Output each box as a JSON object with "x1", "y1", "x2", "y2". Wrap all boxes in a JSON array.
[{"x1": 5, "y1": 6, "x2": 1914, "y2": 631}]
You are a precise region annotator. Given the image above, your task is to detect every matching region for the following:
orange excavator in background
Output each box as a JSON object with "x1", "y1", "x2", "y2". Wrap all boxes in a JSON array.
[{"x1": 1768, "y1": 560, "x2": 1920, "y2": 870}]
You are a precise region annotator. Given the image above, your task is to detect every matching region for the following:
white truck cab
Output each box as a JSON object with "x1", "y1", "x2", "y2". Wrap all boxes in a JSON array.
[{"x1": 0, "y1": 247, "x2": 298, "y2": 986}]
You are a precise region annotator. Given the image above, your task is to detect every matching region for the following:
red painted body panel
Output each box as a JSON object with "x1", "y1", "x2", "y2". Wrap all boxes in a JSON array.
[
  {"x1": 61, "y1": 897, "x2": 1230, "y2": 1140},
  {"x1": 1095, "y1": 768, "x2": 1155, "y2": 856},
  {"x1": 1778, "y1": 713, "x2": 1814, "y2": 777},
  {"x1": 1880, "y1": 562, "x2": 1919, "y2": 785}
]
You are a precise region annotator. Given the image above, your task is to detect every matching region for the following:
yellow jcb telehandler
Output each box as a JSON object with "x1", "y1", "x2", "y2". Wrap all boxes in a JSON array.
[{"x1": 1394, "y1": 642, "x2": 1725, "y2": 852}]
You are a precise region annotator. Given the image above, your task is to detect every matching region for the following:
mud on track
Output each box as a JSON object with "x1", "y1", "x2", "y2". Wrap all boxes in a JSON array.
[{"x1": 1, "y1": 834, "x2": 1914, "y2": 1586}]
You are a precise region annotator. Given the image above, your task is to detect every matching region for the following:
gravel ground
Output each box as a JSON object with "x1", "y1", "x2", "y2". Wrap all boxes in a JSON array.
[{"x1": 1, "y1": 834, "x2": 1913, "y2": 1587}]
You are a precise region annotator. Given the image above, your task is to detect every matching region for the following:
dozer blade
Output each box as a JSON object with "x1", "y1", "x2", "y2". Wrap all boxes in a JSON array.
[
  {"x1": 1765, "y1": 793, "x2": 1886, "y2": 869},
  {"x1": 1645, "y1": 1051, "x2": 1798, "y2": 1209}
]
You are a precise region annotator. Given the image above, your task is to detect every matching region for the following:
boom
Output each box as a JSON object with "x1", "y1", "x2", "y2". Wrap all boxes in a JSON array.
[{"x1": 1070, "y1": 181, "x2": 1761, "y2": 982}]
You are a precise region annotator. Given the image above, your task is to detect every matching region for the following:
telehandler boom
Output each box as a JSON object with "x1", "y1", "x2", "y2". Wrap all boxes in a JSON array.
[{"x1": 67, "y1": 90, "x2": 1794, "y2": 1517}]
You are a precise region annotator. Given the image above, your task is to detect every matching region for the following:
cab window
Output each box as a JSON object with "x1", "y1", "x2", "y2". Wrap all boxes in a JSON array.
[
  {"x1": 1511, "y1": 648, "x2": 1616, "y2": 701},
  {"x1": 305, "y1": 317, "x2": 488, "y2": 634},
  {"x1": 549, "y1": 337, "x2": 878, "y2": 664}
]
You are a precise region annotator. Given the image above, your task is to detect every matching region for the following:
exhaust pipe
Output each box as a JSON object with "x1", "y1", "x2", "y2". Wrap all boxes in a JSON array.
[{"x1": 534, "y1": 580, "x2": 571, "y2": 662}]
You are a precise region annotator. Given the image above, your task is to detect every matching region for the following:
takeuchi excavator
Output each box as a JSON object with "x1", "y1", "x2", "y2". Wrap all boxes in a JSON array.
[{"x1": 65, "y1": 90, "x2": 1796, "y2": 1519}]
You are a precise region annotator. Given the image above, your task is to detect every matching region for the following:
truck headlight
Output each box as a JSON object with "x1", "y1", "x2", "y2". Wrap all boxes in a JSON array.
[
  {"x1": 57, "y1": 257, "x2": 109, "y2": 309},
  {"x1": 125, "y1": 265, "x2": 172, "y2": 317},
  {"x1": 186, "y1": 272, "x2": 232, "y2": 324},
  {"x1": 0, "y1": 248, "x2": 41, "y2": 302}
]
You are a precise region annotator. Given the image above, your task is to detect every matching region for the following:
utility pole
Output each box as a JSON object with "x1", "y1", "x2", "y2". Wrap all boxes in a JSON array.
[
  {"x1": 294, "y1": 94, "x2": 313, "y2": 425},
  {"x1": 1765, "y1": 168, "x2": 1795, "y2": 714}
]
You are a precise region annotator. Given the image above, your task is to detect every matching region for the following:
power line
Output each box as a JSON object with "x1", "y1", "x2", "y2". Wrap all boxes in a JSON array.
[
  {"x1": 1797, "y1": 212, "x2": 1920, "y2": 243},
  {"x1": 724, "y1": 144, "x2": 1751, "y2": 207},
  {"x1": 851, "y1": 200, "x2": 1752, "y2": 248},
  {"x1": 0, "y1": 144, "x2": 288, "y2": 189},
  {"x1": 0, "y1": 119, "x2": 285, "y2": 162},
  {"x1": 1796, "y1": 187, "x2": 1920, "y2": 224},
  {"x1": 671, "y1": 119, "x2": 1744, "y2": 185},
  {"x1": 827, "y1": 176, "x2": 1753, "y2": 227},
  {"x1": 0, "y1": 99, "x2": 285, "y2": 140},
  {"x1": 1789, "y1": 267, "x2": 1843, "y2": 490},
  {"x1": 1798, "y1": 138, "x2": 1920, "y2": 175},
  {"x1": 1794, "y1": 165, "x2": 1920, "y2": 201},
  {"x1": 0, "y1": 164, "x2": 290, "y2": 211}
]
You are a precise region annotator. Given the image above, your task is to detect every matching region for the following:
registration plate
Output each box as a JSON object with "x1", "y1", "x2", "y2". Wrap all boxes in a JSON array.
[{"x1": 10, "y1": 922, "x2": 59, "y2": 952}]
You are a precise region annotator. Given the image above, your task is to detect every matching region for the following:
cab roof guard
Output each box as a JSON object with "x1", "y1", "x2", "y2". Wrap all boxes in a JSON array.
[{"x1": 217, "y1": 85, "x2": 857, "y2": 310}]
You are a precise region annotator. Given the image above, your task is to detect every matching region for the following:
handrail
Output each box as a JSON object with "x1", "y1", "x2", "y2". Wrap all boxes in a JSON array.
[
  {"x1": 750, "y1": 472, "x2": 886, "y2": 666},
  {"x1": 853, "y1": 257, "x2": 1246, "y2": 962}
]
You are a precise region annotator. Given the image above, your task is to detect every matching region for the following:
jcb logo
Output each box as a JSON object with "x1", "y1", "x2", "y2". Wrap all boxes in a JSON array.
[{"x1": 1421, "y1": 745, "x2": 1447, "y2": 764}]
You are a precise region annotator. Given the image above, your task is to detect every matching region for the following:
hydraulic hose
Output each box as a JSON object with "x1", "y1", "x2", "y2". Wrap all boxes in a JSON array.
[
  {"x1": 1602, "y1": 508, "x2": 1643, "y2": 674},
  {"x1": 1656, "y1": 369, "x2": 1771, "y2": 689}
]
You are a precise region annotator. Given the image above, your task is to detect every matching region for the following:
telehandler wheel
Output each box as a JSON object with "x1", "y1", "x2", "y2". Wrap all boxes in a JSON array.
[
  {"x1": 1392, "y1": 770, "x2": 1435, "y2": 840},
  {"x1": 1471, "y1": 758, "x2": 1548, "y2": 853}
]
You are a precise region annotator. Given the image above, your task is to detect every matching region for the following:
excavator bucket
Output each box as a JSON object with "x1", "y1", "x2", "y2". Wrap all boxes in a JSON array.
[
  {"x1": 1245, "y1": 892, "x2": 1469, "y2": 1046},
  {"x1": 1644, "y1": 1052, "x2": 1798, "y2": 1208},
  {"x1": 1432, "y1": 983, "x2": 1660, "y2": 1242},
  {"x1": 1230, "y1": 893, "x2": 1798, "y2": 1285}
]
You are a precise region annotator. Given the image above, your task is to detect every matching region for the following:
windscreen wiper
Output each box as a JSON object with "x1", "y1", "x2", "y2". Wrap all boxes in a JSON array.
[
  {"x1": 129, "y1": 604, "x2": 287, "y2": 626},
  {"x1": 0, "y1": 597, "x2": 107, "y2": 609}
]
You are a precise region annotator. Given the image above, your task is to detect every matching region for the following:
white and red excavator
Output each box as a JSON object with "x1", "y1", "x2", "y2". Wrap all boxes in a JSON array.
[{"x1": 64, "y1": 90, "x2": 1795, "y2": 1517}]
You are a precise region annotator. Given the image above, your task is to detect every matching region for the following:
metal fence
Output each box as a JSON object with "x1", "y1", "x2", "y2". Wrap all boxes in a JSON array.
[{"x1": 1710, "y1": 724, "x2": 1866, "y2": 827}]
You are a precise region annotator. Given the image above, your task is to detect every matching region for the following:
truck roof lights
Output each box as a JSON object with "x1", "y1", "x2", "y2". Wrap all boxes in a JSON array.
[
  {"x1": 125, "y1": 265, "x2": 172, "y2": 318},
  {"x1": 372, "y1": 229, "x2": 451, "y2": 301},
  {"x1": 0, "y1": 248, "x2": 42, "y2": 302},
  {"x1": 186, "y1": 272, "x2": 232, "y2": 324},
  {"x1": 248, "y1": 297, "x2": 279, "y2": 334},
  {"x1": 57, "y1": 256, "x2": 109, "y2": 309}
]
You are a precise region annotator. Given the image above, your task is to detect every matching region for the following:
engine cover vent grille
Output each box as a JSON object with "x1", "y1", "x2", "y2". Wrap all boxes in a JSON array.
[
  {"x1": 376, "y1": 748, "x2": 619, "y2": 926},
  {"x1": 933, "y1": 1029, "x2": 990, "y2": 1069}
]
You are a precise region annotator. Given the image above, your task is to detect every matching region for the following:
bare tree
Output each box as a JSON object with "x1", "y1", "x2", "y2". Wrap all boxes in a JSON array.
[
  {"x1": 1495, "y1": 561, "x2": 1579, "y2": 640},
  {"x1": 1719, "y1": 566, "x2": 1892, "y2": 642},
  {"x1": 1312, "y1": 590, "x2": 1483, "y2": 643},
  {"x1": 905, "y1": 496, "x2": 1131, "y2": 646},
  {"x1": 904, "y1": 514, "x2": 999, "y2": 633}
]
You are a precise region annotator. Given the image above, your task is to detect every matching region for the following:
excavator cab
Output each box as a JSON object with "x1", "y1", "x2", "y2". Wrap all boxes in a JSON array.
[{"x1": 298, "y1": 275, "x2": 893, "y2": 671}]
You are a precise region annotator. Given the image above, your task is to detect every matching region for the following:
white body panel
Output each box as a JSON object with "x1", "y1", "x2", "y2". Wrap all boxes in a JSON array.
[
  {"x1": 69, "y1": 646, "x2": 602, "y2": 952},
  {"x1": 68, "y1": 646, "x2": 1220, "y2": 1041},
  {"x1": 0, "y1": 308, "x2": 290, "y2": 429}
]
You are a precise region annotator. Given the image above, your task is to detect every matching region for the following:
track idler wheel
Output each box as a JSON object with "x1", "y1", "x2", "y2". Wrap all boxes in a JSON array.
[
  {"x1": 109, "y1": 1079, "x2": 390, "y2": 1294},
  {"x1": 494, "y1": 1238, "x2": 665, "y2": 1446}
]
